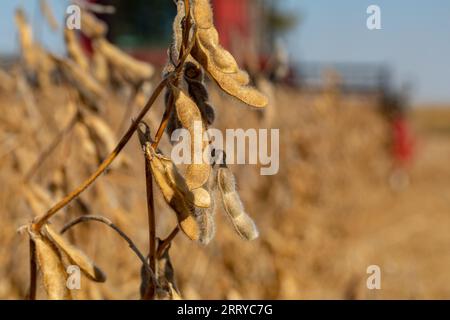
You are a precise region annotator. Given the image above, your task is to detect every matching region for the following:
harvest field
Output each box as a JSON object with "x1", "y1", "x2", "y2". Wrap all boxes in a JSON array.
[{"x1": 1, "y1": 0, "x2": 450, "y2": 300}]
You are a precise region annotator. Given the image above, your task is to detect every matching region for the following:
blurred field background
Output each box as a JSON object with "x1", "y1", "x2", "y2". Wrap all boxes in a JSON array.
[{"x1": 1, "y1": 0, "x2": 450, "y2": 299}]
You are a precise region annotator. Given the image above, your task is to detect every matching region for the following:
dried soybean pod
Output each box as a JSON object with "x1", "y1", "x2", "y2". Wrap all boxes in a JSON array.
[
  {"x1": 54, "y1": 56, "x2": 106, "y2": 110},
  {"x1": 64, "y1": 29, "x2": 89, "y2": 72},
  {"x1": 190, "y1": 0, "x2": 268, "y2": 107},
  {"x1": 163, "y1": 0, "x2": 185, "y2": 77},
  {"x1": 42, "y1": 224, "x2": 106, "y2": 282},
  {"x1": 197, "y1": 27, "x2": 239, "y2": 74},
  {"x1": 145, "y1": 145, "x2": 209, "y2": 242},
  {"x1": 192, "y1": 0, "x2": 239, "y2": 73},
  {"x1": 40, "y1": 0, "x2": 59, "y2": 31},
  {"x1": 155, "y1": 152, "x2": 211, "y2": 209},
  {"x1": 164, "y1": 88, "x2": 182, "y2": 140},
  {"x1": 81, "y1": 112, "x2": 118, "y2": 165},
  {"x1": 191, "y1": 187, "x2": 212, "y2": 209},
  {"x1": 186, "y1": 80, "x2": 215, "y2": 126},
  {"x1": 31, "y1": 232, "x2": 72, "y2": 300},
  {"x1": 172, "y1": 86, "x2": 211, "y2": 190},
  {"x1": 217, "y1": 166, "x2": 259, "y2": 241},
  {"x1": 210, "y1": 67, "x2": 268, "y2": 108},
  {"x1": 158, "y1": 152, "x2": 210, "y2": 208},
  {"x1": 80, "y1": 10, "x2": 108, "y2": 39},
  {"x1": 193, "y1": 0, "x2": 214, "y2": 29},
  {"x1": 195, "y1": 165, "x2": 218, "y2": 245},
  {"x1": 92, "y1": 49, "x2": 109, "y2": 84},
  {"x1": 184, "y1": 62, "x2": 216, "y2": 126},
  {"x1": 154, "y1": 245, "x2": 182, "y2": 300},
  {"x1": 94, "y1": 38, "x2": 154, "y2": 85},
  {"x1": 193, "y1": 40, "x2": 268, "y2": 108}
]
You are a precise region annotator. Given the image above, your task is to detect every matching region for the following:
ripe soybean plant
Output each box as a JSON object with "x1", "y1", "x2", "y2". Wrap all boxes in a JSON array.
[{"x1": 24, "y1": 0, "x2": 267, "y2": 300}]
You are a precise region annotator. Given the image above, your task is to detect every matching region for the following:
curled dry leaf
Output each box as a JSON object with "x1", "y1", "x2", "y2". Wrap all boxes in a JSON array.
[
  {"x1": 41, "y1": 224, "x2": 106, "y2": 282},
  {"x1": 217, "y1": 165, "x2": 259, "y2": 241},
  {"x1": 172, "y1": 86, "x2": 211, "y2": 190},
  {"x1": 191, "y1": 0, "x2": 268, "y2": 108},
  {"x1": 30, "y1": 231, "x2": 72, "y2": 300}
]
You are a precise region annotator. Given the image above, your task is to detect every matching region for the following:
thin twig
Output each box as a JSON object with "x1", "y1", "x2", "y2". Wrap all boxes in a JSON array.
[
  {"x1": 144, "y1": 154, "x2": 156, "y2": 299},
  {"x1": 60, "y1": 215, "x2": 156, "y2": 286},
  {"x1": 32, "y1": 77, "x2": 169, "y2": 231},
  {"x1": 157, "y1": 227, "x2": 180, "y2": 258}
]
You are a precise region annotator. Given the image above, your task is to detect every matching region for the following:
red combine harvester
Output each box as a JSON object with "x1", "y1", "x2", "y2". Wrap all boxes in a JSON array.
[{"x1": 82, "y1": 0, "x2": 264, "y2": 67}]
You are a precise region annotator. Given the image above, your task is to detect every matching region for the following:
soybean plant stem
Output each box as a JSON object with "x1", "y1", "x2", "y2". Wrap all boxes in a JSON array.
[{"x1": 27, "y1": 238, "x2": 37, "y2": 300}]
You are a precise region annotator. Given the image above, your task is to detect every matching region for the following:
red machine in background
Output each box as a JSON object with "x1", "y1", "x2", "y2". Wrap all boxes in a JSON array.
[{"x1": 81, "y1": 0, "x2": 267, "y2": 67}]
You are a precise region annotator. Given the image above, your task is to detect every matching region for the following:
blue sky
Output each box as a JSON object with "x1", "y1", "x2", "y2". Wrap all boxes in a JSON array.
[
  {"x1": 0, "y1": 0, "x2": 449, "y2": 104},
  {"x1": 281, "y1": 0, "x2": 450, "y2": 104}
]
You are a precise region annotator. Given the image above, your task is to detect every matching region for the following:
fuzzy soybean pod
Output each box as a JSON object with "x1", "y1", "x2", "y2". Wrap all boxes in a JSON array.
[
  {"x1": 172, "y1": 85, "x2": 211, "y2": 190},
  {"x1": 191, "y1": 0, "x2": 268, "y2": 108},
  {"x1": 217, "y1": 165, "x2": 259, "y2": 241},
  {"x1": 145, "y1": 145, "x2": 212, "y2": 242},
  {"x1": 155, "y1": 246, "x2": 182, "y2": 300},
  {"x1": 164, "y1": 88, "x2": 183, "y2": 140},
  {"x1": 195, "y1": 165, "x2": 218, "y2": 245},
  {"x1": 81, "y1": 112, "x2": 123, "y2": 168},
  {"x1": 163, "y1": 0, "x2": 185, "y2": 77},
  {"x1": 80, "y1": 10, "x2": 108, "y2": 39},
  {"x1": 30, "y1": 231, "x2": 72, "y2": 300},
  {"x1": 192, "y1": 39, "x2": 267, "y2": 108},
  {"x1": 64, "y1": 28, "x2": 89, "y2": 72},
  {"x1": 184, "y1": 62, "x2": 216, "y2": 126},
  {"x1": 94, "y1": 38, "x2": 154, "y2": 86}
]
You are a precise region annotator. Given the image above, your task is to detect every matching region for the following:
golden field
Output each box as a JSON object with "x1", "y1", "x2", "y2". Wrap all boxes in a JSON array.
[{"x1": 1, "y1": 77, "x2": 449, "y2": 299}]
